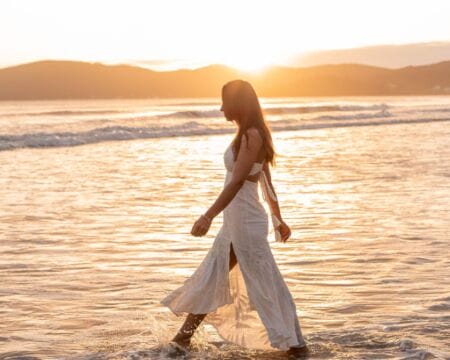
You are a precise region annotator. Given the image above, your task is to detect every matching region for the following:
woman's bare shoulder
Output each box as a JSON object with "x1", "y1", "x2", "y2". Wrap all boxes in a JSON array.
[
  {"x1": 244, "y1": 127, "x2": 263, "y2": 145},
  {"x1": 246, "y1": 126, "x2": 261, "y2": 136}
]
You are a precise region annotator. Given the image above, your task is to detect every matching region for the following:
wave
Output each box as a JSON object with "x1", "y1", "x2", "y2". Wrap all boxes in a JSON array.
[
  {"x1": 0, "y1": 121, "x2": 224, "y2": 151},
  {"x1": 157, "y1": 109, "x2": 223, "y2": 118},
  {"x1": 156, "y1": 104, "x2": 390, "y2": 119},
  {"x1": 316, "y1": 109, "x2": 391, "y2": 120},
  {"x1": 1, "y1": 104, "x2": 390, "y2": 120},
  {"x1": 422, "y1": 107, "x2": 450, "y2": 113},
  {"x1": 2, "y1": 116, "x2": 449, "y2": 152},
  {"x1": 264, "y1": 103, "x2": 389, "y2": 115}
]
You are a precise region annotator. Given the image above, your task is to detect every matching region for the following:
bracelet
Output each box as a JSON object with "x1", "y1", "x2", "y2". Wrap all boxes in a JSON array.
[{"x1": 201, "y1": 214, "x2": 212, "y2": 223}]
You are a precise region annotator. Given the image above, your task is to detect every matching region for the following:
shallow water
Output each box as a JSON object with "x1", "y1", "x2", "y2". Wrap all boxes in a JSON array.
[{"x1": 1, "y1": 99, "x2": 450, "y2": 359}]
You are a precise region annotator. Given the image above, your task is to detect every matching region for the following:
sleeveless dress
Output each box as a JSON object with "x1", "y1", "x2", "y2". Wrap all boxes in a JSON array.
[{"x1": 160, "y1": 141, "x2": 307, "y2": 351}]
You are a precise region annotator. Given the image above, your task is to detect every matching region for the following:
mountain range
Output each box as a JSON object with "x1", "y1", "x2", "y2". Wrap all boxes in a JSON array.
[
  {"x1": 292, "y1": 41, "x2": 450, "y2": 69},
  {"x1": 0, "y1": 59, "x2": 449, "y2": 99}
]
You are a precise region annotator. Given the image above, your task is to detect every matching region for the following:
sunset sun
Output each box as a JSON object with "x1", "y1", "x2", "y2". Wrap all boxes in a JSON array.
[{"x1": 224, "y1": 56, "x2": 275, "y2": 73}]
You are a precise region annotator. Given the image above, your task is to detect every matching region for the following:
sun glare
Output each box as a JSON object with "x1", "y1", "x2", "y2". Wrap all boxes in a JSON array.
[
  {"x1": 226, "y1": 59, "x2": 273, "y2": 73},
  {"x1": 220, "y1": 54, "x2": 279, "y2": 74}
]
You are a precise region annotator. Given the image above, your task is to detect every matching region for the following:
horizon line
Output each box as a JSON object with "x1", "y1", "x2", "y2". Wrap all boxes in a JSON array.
[
  {"x1": 2, "y1": 58, "x2": 450, "y2": 73},
  {"x1": 2, "y1": 40, "x2": 450, "y2": 72}
]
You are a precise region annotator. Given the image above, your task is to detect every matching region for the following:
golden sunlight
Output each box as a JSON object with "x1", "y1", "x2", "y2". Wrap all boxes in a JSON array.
[
  {"x1": 214, "y1": 47, "x2": 289, "y2": 74},
  {"x1": 1, "y1": 0, "x2": 449, "y2": 70},
  {"x1": 224, "y1": 57, "x2": 274, "y2": 73}
]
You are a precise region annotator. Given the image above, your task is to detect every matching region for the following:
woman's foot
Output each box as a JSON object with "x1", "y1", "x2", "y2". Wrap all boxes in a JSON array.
[
  {"x1": 167, "y1": 339, "x2": 190, "y2": 357},
  {"x1": 167, "y1": 312, "x2": 206, "y2": 356},
  {"x1": 167, "y1": 330, "x2": 194, "y2": 356},
  {"x1": 286, "y1": 343, "x2": 310, "y2": 359}
]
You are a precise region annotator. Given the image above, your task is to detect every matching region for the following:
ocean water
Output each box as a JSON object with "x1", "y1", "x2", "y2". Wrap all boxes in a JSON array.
[{"x1": 0, "y1": 97, "x2": 449, "y2": 359}]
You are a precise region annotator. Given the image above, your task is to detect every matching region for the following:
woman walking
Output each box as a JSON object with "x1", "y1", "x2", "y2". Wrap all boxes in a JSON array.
[{"x1": 160, "y1": 80, "x2": 310, "y2": 358}]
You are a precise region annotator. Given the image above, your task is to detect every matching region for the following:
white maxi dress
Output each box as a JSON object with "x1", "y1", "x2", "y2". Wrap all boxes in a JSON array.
[{"x1": 160, "y1": 141, "x2": 306, "y2": 351}]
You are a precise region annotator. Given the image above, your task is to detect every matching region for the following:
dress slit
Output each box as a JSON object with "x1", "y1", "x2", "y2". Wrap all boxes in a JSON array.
[
  {"x1": 201, "y1": 233, "x2": 274, "y2": 350},
  {"x1": 228, "y1": 242, "x2": 237, "y2": 271}
]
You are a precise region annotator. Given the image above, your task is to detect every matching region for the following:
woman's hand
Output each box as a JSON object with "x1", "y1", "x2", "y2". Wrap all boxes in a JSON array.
[
  {"x1": 190, "y1": 214, "x2": 212, "y2": 237},
  {"x1": 278, "y1": 220, "x2": 292, "y2": 243}
]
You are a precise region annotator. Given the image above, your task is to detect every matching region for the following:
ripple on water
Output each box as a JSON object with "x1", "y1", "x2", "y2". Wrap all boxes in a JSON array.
[{"x1": 1, "y1": 106, "x2": 450, "y2": 359}]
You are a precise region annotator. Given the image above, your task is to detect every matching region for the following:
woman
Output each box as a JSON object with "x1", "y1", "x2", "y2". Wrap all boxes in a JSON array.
[{"x1": 160, "y1": 80, "x2": 310, "y2": 358}]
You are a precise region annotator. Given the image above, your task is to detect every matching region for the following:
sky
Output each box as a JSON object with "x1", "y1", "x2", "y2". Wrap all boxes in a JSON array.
[{"x1": 1, "y1": 0, "x2": 450, "y2": 71}]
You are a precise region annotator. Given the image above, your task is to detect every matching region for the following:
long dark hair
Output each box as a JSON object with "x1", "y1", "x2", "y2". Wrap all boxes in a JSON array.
[{"x1": 222, "y1": 79, "x2": 277, "y2": 167}]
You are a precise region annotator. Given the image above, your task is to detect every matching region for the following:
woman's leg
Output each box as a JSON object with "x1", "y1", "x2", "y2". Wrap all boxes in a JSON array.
[
  {"x1": 172, "y1": 312, "x2": 207, "y2": 346},
  {"x1": 172, "y1": 243, "x2": 238, "y2": 347}
]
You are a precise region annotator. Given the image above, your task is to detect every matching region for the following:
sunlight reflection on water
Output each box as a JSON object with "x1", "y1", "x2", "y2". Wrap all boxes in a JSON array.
[{"x1": 1, "y1": 118, "x2": 449, "y2": 359}]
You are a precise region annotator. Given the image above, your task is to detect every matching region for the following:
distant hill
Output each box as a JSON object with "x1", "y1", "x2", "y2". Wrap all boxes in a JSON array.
[
  {"x1": 292, "y1": 41, "x2": 450, "y2": 69},
  {"x1": 0, "y1": 59, "x2": 449, "y2": 99}
]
